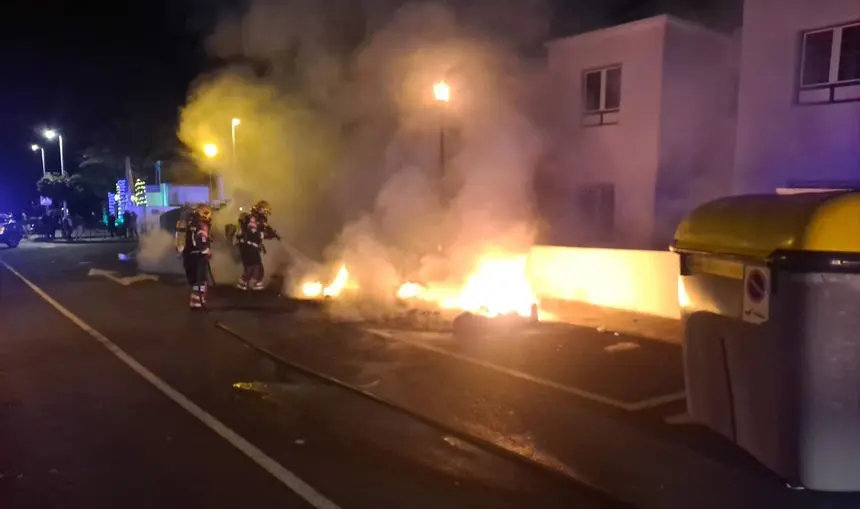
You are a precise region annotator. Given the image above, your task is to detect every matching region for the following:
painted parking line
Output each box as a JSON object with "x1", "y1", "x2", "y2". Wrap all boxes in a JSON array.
[
  {"x1": 364, "y1": 328, "x2": 686, "y2": 412},
  {"x1": 1, "y1": 260, "x2": 341, "y2": 509}
]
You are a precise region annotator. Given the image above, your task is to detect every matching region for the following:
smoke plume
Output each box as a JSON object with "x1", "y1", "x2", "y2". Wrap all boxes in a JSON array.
[{"x1": 175, "y1": 0, "x2": 551, "y2": 305}]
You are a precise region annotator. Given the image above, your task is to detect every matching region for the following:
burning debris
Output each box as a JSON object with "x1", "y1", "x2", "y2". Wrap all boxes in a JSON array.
[
  {"x1": 299, "y1": 264, "x2": 357, "y2": 299},
  {"x1": 292, "y1": 252, "x2": 542, "y2": 333}
]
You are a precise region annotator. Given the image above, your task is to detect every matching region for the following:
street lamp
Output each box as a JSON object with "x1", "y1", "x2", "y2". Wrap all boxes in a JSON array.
[
  {"x1": 433, "y1": 81, "x2": 450, "y2": 103},
  {"x1": 202, "y1": 143, "x2": 219, "y2": 201},
  {"x1": 31, "y1": 144, "x2": 46, "y2": 177},
  {"x1": 43, "y1": 128, "x2": 65, "y2": 176},
  {"x1": 231, "y1": 118, "x2": 240, "y2": 172}
]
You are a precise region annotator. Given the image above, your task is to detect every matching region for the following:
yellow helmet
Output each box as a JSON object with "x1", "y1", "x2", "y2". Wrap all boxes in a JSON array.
[
  {"x1": 252, "y1": 200, "x2": 271, "y2": 217},
  {"x1": 194, "y1": 204, "x2": 213, "y2": 222}
]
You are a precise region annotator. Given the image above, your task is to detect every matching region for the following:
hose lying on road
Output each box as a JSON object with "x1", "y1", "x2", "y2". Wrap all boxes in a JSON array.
[{"x1": 214, "y1": 321, "x2": 622, "y2": 503}]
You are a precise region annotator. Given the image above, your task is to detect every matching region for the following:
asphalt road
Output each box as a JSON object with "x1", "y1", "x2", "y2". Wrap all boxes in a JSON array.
[
  {"x1": 0, "y1": 240, "x2": 628, "y2": 509},
  {"x1": 3, "y1": 239, "x2": 860, "y2": 509}
]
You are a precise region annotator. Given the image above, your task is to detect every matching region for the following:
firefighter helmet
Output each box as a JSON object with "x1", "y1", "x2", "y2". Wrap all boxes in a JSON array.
[
  {"x1": 252, "y1": 200, "x2": 271, "y2": 217},
  {"x1": 193, "y1": 204, "x2": 213, "y2": 222}
]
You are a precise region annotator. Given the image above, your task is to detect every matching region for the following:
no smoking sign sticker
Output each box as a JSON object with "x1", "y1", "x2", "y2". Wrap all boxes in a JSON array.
[{"x1": 743, "y1": 266, "x2": 770, "y2": 324}]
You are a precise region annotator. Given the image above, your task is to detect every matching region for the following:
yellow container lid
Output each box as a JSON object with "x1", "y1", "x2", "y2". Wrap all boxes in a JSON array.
[{"x1": 673, "y1": 191, "x2": 860, "y2": 259}]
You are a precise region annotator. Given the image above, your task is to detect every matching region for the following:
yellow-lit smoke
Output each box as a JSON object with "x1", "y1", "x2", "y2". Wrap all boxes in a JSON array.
[
  {"x1": 175, "y1": 1, "x2": 552, "y2": 315},
  {"x1": 178, "y1": 72, "x2": 341, "y2": 255}
]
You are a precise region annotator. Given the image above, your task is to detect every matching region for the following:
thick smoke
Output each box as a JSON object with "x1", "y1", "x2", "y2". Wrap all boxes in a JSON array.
[{"x1": 176, "y1": 0, "x2": 551, "y2": 304}]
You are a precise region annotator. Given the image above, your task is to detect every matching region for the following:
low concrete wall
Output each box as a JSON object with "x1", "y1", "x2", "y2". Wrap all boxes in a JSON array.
[{"x1": 528, "y1": 245, "x2": 681, "y2": 320}]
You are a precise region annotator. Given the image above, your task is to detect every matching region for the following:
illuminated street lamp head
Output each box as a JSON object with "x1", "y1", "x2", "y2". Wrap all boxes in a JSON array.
[
  {"x1": 203, "y1": 143, "x2": 219, "y2": 158},
  {"x1": 31, "y1": 144, "x2": 39, "y2": 151},
  {"x1": 231, "y1": 118, "x2": 241, "y2": 127},
  {"x1": 43, "y1": 129, "x2": 57, "y2": 140},
  {"x1": 433, "y1": 81, "x2": 450, "y2": 102}
]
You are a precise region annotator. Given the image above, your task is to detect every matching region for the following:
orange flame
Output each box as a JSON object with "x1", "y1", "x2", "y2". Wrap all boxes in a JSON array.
[{"x1": 397, "y1": 254, "x2": 539, "y2": 318}]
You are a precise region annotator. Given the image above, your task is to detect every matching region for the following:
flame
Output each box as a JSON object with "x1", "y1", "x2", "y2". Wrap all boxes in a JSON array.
[
  {"x1": 301, "y1": 281, "x2": 323, "y2": 298},
  {"x1": 324, "y1": 265, "x2": 350, "y2": 297},
  {"x1": 300, "y1": 264, "x2": 355, "y2": 299},
  {"x1": 304, "y1": 255, "x2": 540, "y2": 320},
  {"x1": 396, "y1": 254, "x2": 539, "y2": 318},
  {"x1": 396, "y1": 281, "x2": 424, "y2": 299}
]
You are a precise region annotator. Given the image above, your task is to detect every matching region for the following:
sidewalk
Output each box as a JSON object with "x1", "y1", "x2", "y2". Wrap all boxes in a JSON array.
[
  {"x1": 27, "y1": 234, "x2": 138, "y2": 244},
  {"x1": 540, "y1": 299, "x2": 682, "y2": 345}
]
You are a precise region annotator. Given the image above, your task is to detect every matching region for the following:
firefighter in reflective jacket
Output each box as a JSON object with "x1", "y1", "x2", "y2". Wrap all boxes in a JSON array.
[
  {"x1": 236, "y1": 200, "x2": 279, "y2": 290},
  {"x1": 183, "y1": 204, "x2": 213, "y2": 309}
]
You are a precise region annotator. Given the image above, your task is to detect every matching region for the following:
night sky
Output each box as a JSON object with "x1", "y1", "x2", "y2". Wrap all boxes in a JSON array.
[
  {"x1": 0, "y1": 0, "x2": 739, "y2": 214},
  {"x1": 0, "y1": 0, "x2": 206, "y2": 212}
]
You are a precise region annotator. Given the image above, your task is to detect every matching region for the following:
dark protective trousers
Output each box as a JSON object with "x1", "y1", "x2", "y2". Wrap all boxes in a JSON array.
[
  {"x1": 238, "y1": 244, "x2": 264, "y2": 282},
  {"x1": 183, "y1": 254, "x2": 210, "y2": 307}
]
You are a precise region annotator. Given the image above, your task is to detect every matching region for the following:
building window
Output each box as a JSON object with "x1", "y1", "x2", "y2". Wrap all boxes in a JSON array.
[
  {"x1": 582, "y1": 65, "x2": 621, "y2": 125},
  {"x1": 575, "y1": 183, "x2": 615, "y2": 240},
  {"x1": 798, "y1": 21, "x2": 860, "y2": 104}
]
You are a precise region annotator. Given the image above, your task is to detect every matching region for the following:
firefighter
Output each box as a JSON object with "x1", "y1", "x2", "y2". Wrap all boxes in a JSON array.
[
  {"x1": 235, "y1": 200, "x2": 279, "y2": 290},
  {"x1": 251, "y1": 200, "x2": 279, "y2": 241},
  {"x1": 183, "y1": 204, "x2": 213, "y2": 309}
]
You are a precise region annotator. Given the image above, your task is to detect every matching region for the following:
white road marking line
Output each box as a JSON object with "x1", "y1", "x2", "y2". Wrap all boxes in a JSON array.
[
  {"x1": 1, "y1": 261, "x2": 340, "y2": 509},
  {"x1": 604, "y1": 342, "x2": 640, "y2": 353},
  {"x1": 365, "y1": 328, "x2": 686, "y2": 412},
  {"x1": 87, "y1": 267, "x2": 159, "y2": 286}
]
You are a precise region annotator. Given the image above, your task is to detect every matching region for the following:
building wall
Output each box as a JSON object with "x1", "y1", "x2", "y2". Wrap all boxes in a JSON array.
[
  {"x1": 528, "y1": 244, "x2": 680, "y2": 320},
  {"x1": 734, "y1": 0, "x2": 860, "y2": 193},
  {"x1": 654, "y1": 20, "x2": 738, "y2": 246},
  {"x1": 166, "y1": 185, "x2": 210, "y2": 206},
  {"x1": 546, "y1": 17, "x2": 667, "y2": 248}
]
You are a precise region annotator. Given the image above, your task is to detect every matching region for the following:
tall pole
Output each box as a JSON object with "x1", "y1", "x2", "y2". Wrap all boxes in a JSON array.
[
  {"x1": 432, "y1": 81, "x2": 450, "y2": 201},
  {"x1": 203, "y1": 143, "x2": 219, "y2": 203},
  {"x1": 58, "y1": 135, "x2": 65, "y2": 176},
  {"x1": 231, "y1": 122, "x2": 238, "y2": 172},
  {"x1": 229, "y1": 118, "x2": 240, "y2": 203},
  {"x1": 439, "y1": 124, "x2": 445, "y2": 178},
  {"x1": 32, "y1": 145, "x2": 46, "y2": 177}
]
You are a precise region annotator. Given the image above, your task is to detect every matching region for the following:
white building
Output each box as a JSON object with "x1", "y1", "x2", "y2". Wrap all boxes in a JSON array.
[
  {"x1": 544, "y1": 15, "x2": 738, "y2": 249},
  {"x1": 733, "y1": 0, "x2": 860, "y2": 193}
]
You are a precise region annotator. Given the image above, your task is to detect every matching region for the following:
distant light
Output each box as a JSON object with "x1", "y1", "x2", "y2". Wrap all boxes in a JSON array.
[
  {"x1": 31, "y1": 144, "x2": 39, "y2": 151},
  {"x1": 231, "y1": 118, "x2": 241, "y2": 127},
  {"x1": 43, "y1": 129, "x2": 57, "y2": 140},
  {"x1": 433, "y1": 81, "x2": 450, "y2": 102},
  {"x1": 203, "y1": 143, "x2": 218, "y2": 158}
]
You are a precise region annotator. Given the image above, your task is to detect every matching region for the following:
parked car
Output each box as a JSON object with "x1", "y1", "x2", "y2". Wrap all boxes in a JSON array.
[{"x1": 0, "y1": 214, "x2": 25, "y2": 247}]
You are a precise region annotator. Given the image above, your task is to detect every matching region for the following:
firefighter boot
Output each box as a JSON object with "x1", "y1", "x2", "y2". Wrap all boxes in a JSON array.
[
  {"x1": 236, "y1": 279, "x2": 248, "y2": 291},
  {"x1": 250, "y1": 280, "x2": 265, "y2": 291},
  {"x1": 189, "y1": 285, "x2": 204, "y2": 309}
]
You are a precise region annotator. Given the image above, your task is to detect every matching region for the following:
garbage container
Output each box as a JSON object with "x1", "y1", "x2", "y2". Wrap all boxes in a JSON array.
[{"x1": 671, "y1": 191, "x2": 860, "y2": 492}]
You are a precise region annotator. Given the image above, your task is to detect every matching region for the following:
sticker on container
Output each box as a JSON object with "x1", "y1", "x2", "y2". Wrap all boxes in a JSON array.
[{"x1": 742, "y1": 266, "x2": 770, "y2": 324}]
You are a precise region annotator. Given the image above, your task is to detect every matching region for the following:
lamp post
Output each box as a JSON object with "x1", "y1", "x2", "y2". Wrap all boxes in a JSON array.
[
  {"x1": 203, "y1": 143, "x2": 219, "y2": 202},
  {"x1": 231, "y1": 118, "x2": 240, "y2": 172},
  {"x1": 31, "y1": 144, "x2": 46, "y2": 177},
  {"x1": 432, "y1": 81, "x2": 450, "y2": 177},
  {"x1": 43, "y1": 129, "x2": 67, "y2": 212},
  {"x1": 43, "y1": 129, "x2": 65, "y2": 176}
]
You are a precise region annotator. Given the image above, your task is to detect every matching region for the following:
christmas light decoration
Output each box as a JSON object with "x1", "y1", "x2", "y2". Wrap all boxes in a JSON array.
[
  {"x1": 115, "y1": 179, "x2": 130, "y2": 224},
  {"x1": 132, "y1": 178, "x2": 147, "y2": 206}
]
